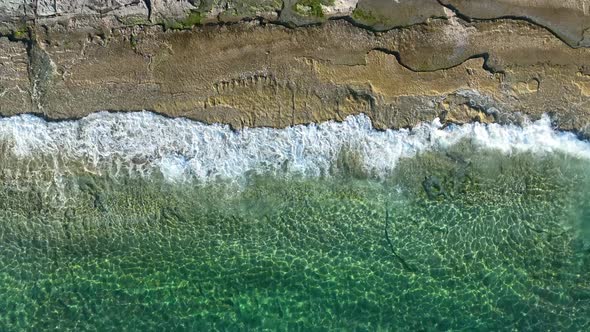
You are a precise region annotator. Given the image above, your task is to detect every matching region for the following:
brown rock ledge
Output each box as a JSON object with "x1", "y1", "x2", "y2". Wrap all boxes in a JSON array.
[{"x1": 0, "y1": 14, "x2": 589, "y2": 135}]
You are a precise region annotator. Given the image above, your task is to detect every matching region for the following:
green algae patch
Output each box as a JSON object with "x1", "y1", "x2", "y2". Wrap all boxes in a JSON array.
[
  {"x1": 181, "y1": 11, "x2": 204, "y2": 27},
  {"x1": 351, "y1": 7, "x2": 402, "y2": 29},
  {"x1": 351, "y1": 8, "x2": 381, "y2": 26},
  {"x1": 117, "y1": 14, "x2": 152, "y2": 27},
  {"x1": 293, "y1": 0, "x2": 335, "y2": 18},
  {"x1": 11, "y1": 27, "x2": 29, "y2": 40},
  {"x1": 162, "y1": 11, "x2": 204, "y2": 30},
  {"x1": 217, "y1": 0, "x2": 283, "y2": 20}
]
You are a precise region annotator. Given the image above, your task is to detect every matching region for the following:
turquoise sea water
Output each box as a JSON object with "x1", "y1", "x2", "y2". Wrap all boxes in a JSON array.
[{"x1": 0, "y1": 113, "x2": 589, "y2": 330}]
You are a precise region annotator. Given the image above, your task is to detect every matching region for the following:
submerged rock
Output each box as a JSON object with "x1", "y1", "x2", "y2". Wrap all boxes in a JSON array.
[{"x1": 423, "y1": 175, "x2": 446, "y2": 199}]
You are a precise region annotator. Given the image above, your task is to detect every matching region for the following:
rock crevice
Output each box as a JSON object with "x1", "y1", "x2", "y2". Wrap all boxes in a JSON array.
[{"x1": 0, "y1": 1, "x2": 589, "y2": 136}]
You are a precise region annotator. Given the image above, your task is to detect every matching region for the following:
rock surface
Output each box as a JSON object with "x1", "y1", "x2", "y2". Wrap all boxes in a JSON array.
[
  {"x1": 0, "y1": 38, "x2": 31, "y2": 114},
  {"x1": 440, "y1": 0, "x2": 590, "y2": 47},
  {"x1": 0, "y1": 0, "x2": 589, "y2": 135},
  {"x1": 352, "y1": 0, "x2": 446, "y2": 30}
]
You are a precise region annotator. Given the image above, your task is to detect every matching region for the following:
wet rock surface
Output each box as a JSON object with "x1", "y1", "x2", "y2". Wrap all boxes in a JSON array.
[
  {"x1": 440, "y1": 0, "x2": 590, "y2": 48},
  {"x1": 0, "y1": 1, "x2": 589, "y2": 134}
]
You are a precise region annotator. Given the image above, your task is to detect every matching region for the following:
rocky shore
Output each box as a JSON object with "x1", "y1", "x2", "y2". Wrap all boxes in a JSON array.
[{"x1": 1, "y1": 1, "x2": 590, "y2": 135}]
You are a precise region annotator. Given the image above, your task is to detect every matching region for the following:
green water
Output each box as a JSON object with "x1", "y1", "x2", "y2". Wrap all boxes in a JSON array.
[{"x1": 1, "y1": 145, "x2": 589, "y2": 331}]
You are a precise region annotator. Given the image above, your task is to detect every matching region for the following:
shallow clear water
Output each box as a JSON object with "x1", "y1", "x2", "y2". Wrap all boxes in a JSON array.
[{"x1": 0, "y1": 113, "x2": 589, "y2": 330}]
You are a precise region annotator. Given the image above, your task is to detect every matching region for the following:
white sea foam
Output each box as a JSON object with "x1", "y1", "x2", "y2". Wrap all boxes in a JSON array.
[{"x1": 0, "y1": 112, "x2": 588, "y2": 184}]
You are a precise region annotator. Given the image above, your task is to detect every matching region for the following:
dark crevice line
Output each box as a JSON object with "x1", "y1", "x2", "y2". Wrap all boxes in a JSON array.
[
  {"x1": 333, "y1": 13, "x2": 450, "y2": 35},
  {"x1": 384, "y1": 203, "x2": 415, "y2": 272},
  {"x1": 435, "y1": 0, "x2": 581, "y2": 49},
  {"x1": 0, "y1": 33, "x2": 29, "y2": 43},
  {"x1": 158, "y1": 16, "x2": 287, "y2": 31},
  {"x1": 275, "y1": 4, "x2": 580, "y2": 51},
  {"x1": 304, "y1": 47, "x2": 501, "y2": 75},
  {"x1": 4, "y1": 0, "x2": 586, "y2": 52},
  {"x1": 144, "y1": 0, "x2": 152, "y2": 22},
  {"x1": 275, "y1": 14, "x2": 447, "y2": 36},
  {"x1": 371, "y1": 48, "x2": 502, "y2": 75},
  {"x1": 3, "y1": 7, "x2": 581, "y2": 52},
  {"x1": 20, "y1": 27, "x2": 36, "y2": 113},
  {"x1": 435, "y1": 0, "x2": 472, "y2": 23}
]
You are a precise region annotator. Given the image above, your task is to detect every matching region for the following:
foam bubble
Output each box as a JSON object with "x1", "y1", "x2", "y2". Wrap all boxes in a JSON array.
[{"x1": 0, "y1": 112, "x2": 588, "y2": 184}]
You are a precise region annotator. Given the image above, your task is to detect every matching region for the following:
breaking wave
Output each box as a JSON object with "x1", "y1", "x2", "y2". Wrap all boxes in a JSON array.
[{"x1": 0, "y1": 111, "x2": 588, "y2": 183}]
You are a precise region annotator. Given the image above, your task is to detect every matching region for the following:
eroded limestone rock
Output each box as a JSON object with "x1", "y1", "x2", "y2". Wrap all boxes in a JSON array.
[
  {"x1": 1, "y1": 1, "x2": 590, "y2": 135},
  {"x1": 440, "y1": 0, "x2": 590, "y2": 47},
  {"x1": 0, "y1": 38, "x2": 31, "y2": 115},
  {"x1": 352, "y1": 0, "x2": 447, "y2": 30}
]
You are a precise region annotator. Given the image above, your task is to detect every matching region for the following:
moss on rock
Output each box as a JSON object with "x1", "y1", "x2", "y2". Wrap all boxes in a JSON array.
[
  {"x1": 162, "y1": 10, "x2": 203, "y2": 30},
  {"x1": 292, "y1": 0, "x2": 335, "y2": 18}
]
